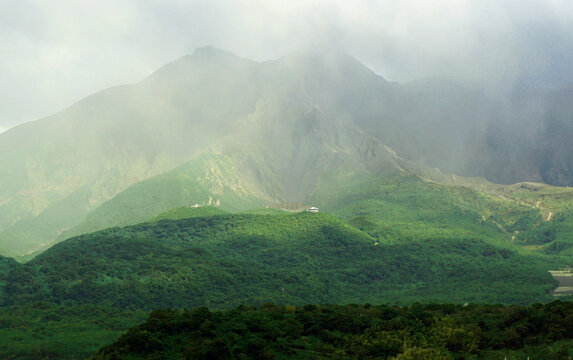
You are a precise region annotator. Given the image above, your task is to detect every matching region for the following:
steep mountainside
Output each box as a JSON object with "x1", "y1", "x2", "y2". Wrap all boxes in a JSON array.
[
  {"x1": 56, "y1": 153, "x2": 267, "y2": 242},
  {"x1": 0, "y1": 48, "x2": 261, "y2": 255},
  {"x1": 45, "y1": 154, "x2": 573, "y2": 258},
  {"x1": 2, "y1": 47, "x2": 573, "y2": 256},
  {"x1": 0, "y1": 48, "x2": 407, "y2": 256}
]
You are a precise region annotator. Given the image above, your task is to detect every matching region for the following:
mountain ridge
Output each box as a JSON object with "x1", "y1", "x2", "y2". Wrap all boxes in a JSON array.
[{"x1": 1, "y1": 46, "x2": 573, "y2": 256}]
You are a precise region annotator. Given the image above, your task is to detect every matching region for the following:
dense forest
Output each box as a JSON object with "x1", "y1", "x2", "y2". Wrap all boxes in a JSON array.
[
  {"x1": 2, "y1": 212, "x2": 557, "y2": 310},
  {"x1": 94, "y1": 301, "x2": 573, "y2": 359},
  {"x1": 0, "y1": 209, "x2": 567, "y2": 359}
]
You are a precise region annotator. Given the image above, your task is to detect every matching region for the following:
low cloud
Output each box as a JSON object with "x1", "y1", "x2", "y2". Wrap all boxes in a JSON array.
[{"x1": 1, "y1": 0, "x2": 573, "y2": 127}]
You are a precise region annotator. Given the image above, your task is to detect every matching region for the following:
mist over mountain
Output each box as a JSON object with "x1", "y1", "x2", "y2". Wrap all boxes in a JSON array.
[{"x1": 0, "y1": 46, "x2": 572, "y2": 256}]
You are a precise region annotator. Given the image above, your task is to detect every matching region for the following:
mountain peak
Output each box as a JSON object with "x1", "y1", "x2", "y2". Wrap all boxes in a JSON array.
[
  {"x1": 142, "y1": 46, "x2": 255, "y2": 84},
  {"x1": 191, "y1": 46, "x2": 239, "y2": 59}
]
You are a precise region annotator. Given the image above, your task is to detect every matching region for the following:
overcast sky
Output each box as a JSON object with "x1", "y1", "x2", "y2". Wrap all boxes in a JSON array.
[{"x1": 1, "y1": 0, "x2": 573, "y2": 133}]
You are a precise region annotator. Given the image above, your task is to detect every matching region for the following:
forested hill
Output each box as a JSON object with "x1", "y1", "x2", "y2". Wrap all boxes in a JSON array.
[{"x1": 2, "y1": 212, "x2": 556, "y2": 309}]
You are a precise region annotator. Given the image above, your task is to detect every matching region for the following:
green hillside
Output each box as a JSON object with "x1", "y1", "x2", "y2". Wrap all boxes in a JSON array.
[
  {"x1": 4, "y1": 212, "x2": 556, "y2": 310},
  {"x1": 308, "y1": 170, "x2": 573, "y2": 259},
  {"x1": 4, "y1": 47, "x2": 565, "y2": 257},
  {"x1": 55, "y1": 153, "x2": 267, "y2": 243},
  {"x1": 0, "y1": 209, "x2": 566, "y2": 359},
  {"x1": 3, "y1": 47, "x2": 573, "y2": 257},
  {"x1": 47, "y1": 152, "x2": 573, "y2": 263},
  {"x1": 311, "y1": 173, "x2": 532, "y2": 242},
  {"x1": 0, "y1": 48, "x2": 262, "y2": 256}
]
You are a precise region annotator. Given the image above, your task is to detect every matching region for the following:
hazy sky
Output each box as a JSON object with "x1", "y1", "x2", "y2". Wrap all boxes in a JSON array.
[{"x1": 1, "y1": 0, "x2": 573, "y2": 132}]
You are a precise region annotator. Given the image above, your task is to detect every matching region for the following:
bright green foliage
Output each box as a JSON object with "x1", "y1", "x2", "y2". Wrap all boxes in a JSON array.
[
  {"x1": 2, "y1": 212, "x2": 556, "y2": 309},
  {"x1": 489, "y1": 183, "x2": 573, "y2": 255},
  {"x1": 310, "y1": 173, "x2": 543, "y2": 245},
  {"x1": 92, "y1": 301, "x2": 573, "y2": 360}
]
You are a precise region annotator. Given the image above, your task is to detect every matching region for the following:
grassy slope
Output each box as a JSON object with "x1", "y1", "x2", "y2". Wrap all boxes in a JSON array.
[
  {"x1": 495, "y1": 183, "x2": 573, "y2": 255},
  {"x1": 39, "y1": 150, "x2": 573, "y2": 262},
  {"x1": 310, "y1": 172, "x2": 540, "y2": 244},
  {"x1": 55, "y1": 153, "x2": 267, "y2": 244},
  {"x1": 308, "y1": 170, "x2": 573, "y2": 263},
  {"x1": 420, "y1": 170, "x2": 573, "y2": 254}
]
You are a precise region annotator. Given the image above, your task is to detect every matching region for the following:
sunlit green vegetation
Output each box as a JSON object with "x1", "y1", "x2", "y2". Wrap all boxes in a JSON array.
[
  {"x1": 2, "y1": 178, "x2": 573, "y2": 359},
  {"x1": 55, "y1": 153, "x2": 266, "y2": 244},
  {"x1": 501, "y1": 182, "x2": 573, "y2": 212},
  {"x1": 311, "y1": 173, "x2": 543, "y2": 245},
  {"x1": 3, "y1": 212, "x2": 556, "y2": 311}
]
